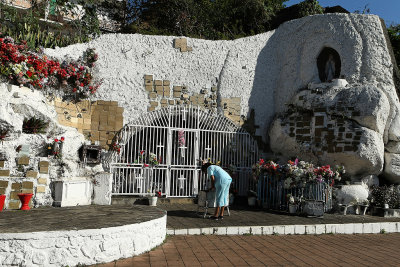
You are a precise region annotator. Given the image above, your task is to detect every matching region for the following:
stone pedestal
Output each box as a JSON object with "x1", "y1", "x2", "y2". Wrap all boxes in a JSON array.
[{"x1": 54, "y1": 178, "x2": 92, "y2": 207}]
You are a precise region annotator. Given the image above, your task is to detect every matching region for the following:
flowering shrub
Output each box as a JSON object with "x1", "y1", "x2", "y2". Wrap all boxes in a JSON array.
[
  {"x1": 0, "y1": 37, "x2": 100, "y2": 98},
  {"x1": 369, "y1": 185, "x2": 400, "y2": 209},
  {"x1": 178, "y1": 130, "x2": 185, "y2": 147},
  {"x1": 253, "y1": 158, "x2": 344, "y2": 189}
]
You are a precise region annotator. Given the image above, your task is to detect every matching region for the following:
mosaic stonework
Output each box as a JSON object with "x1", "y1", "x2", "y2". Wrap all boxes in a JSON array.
[
  {"x1": 50, "y1": 98, "x2": 124, "y2": 149},
  {"x1": 144, "y1": 75, "x2": 244, "y2": 126}
]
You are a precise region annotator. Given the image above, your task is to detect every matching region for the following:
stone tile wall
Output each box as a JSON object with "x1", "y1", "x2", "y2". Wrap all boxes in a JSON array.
[
  {"x1": 0, "y1": 157, "x2": 50, "y2": 209},
  {"x1": 51, "y1": 98, "x2": 124, "y2": 149},
  {"x1": 144, "y1": 75, "x2": 244, "y2": 126}
]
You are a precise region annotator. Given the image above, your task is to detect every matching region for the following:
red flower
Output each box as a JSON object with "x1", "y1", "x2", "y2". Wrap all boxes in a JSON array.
[
  {"x1": 73, "y1": 88, "x2": 77, "y2": 92},
  {"x1": 26, "y1": 70, "x2": 33, "y2": 77},
  {"x1": 54, "y1": 138, "x2": 59, "y2": 142},
  {"x1": 80, "y1": 83, "x2": 84, "y2": 87},
  {"x1": 60, "y1": 137, "x2": 65, "y2": 141},
  {"x1": 144, "y1": 163, "x2": 149, "y2": 167},
  {"x1": 140, "y1": 150, "x2": 145, "y2": 155}
]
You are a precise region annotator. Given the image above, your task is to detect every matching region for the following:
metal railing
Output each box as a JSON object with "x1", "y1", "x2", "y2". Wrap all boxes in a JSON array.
[
  {"x1": 257, "y1": 175, "x2": 333, "y2": 212},
  {"x1": 110, "y1": 105, "x2": 258, "y2": 197}
]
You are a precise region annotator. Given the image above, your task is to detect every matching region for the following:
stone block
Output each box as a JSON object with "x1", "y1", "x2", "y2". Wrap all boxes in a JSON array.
[
  {"x1": 315, "y1": 116, "x2": 324, "y2": 126},
  {"x1": 0, "y1": 180, "x2": 8, "y2": 188},
  {"x1": 157, "y1": 91, "x2": 164, "y2": 96},
  {"x1": 150, "y1": 101, "x2": 159, "y2": 107},
  {"x1": 10, "y1": 191, "x2": 19, "y2": 200},
  {"x1": 154, "y1": 80, "x2": 163, "y2": 86},
  {"x1": 161, "y1": 103, "x2": 168, "y2": 107},
  {"x1": 22, "y1": 181, "x2": 34, "y2": 189},
  {"x1": 145, "y1": 85, "x2": 153, "y2": 92},
  {"x1": 0, "y1": 170, "x2": 10, "y2": 177},
  {"x1": 187, "y1": 46, "x2": 193, "y2": 52},
  {"x1": 39, "y1": 166, "x2": 49, "y2": 174},
  {"x1": 37, "y1": 178, "x2": 47, "y2": 185},
  {"x1": 144, "y1": 75, "x2": 153, "y2": 80},
  {"x1": 11, "y1": 183, "x2": 21, "y2": 190},
  {"x1": 173, "y1": 86, "x2": 182, "y2": 92},
  {"x1": 173, "y1": 92, "x2": 181, "y2": 98},
  {"x1": 22, "y1": 189, "x2": 34, "y2": 194},
  {"x1": 0, "y1": 188, "x2": 5, "y2": 194},
  {"x1": 0, "y1": 161, "x2": 4, "y2": 168},
  {"x1": 145, "y1": 80, "x2": 153, "y2": 85},
  {"x1": 163, "y1": 80, "x2": 170, "y2": 86},
  {"x1": 36, "y1": 186, "x2": 46, "y2": 193},
  {"x1": 169, "y1": 100, "x2": 175, "y2": 105},
  {"x1": 148, "y1": 107, "x2": 155, "y2": 112},
  {"x1": 149, "y1": 92, "x2": 157, "y2": 99},
  {"x1": 180, "y1": 46, "x2": 188, "y2": 52},
  {"x1": 8, "y1": 201, "x2": 20, "y2": 209},
  {"x1": 18, "y1": 156, "x2": 30, "y2": 165},
  {"x1": 181, "y1": 94, "x2": 189, "y2": 100},
  {"x1": 26, "y1": 171, "x2": 38, "y2": 178},
  {"x1": 163, "y1": 90, "x2": 170, "y2": 97},
  {"x1": 160, "y1": 99, "x2": 168, "y2": 104}
]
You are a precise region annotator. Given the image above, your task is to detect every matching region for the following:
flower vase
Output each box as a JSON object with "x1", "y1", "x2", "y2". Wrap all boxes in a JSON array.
[
  {"x1": 289, "y1": 204, "x2": 297, "y2": 214},
  {"x1": 0, "y1": 195, "x2": 6, "y2": 211},
  {"x1": 18, "y1": 193, "x2": 33, "y2": 210},
  {"x1": 149, "y1": 196, "x2": 158, "y2": 206}
]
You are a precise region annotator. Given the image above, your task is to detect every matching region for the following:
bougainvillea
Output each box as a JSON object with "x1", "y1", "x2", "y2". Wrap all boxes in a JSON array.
[{"x1": 0, "y1": 37, "x2": 100, "y2": 99}]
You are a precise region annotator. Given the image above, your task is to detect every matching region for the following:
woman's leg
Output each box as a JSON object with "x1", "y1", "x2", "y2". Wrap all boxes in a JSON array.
[{"x1": 219, "y1": 180, "x2": 231, "y2": 217}]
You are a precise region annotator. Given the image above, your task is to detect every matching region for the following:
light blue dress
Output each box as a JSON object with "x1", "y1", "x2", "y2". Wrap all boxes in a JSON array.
[{"x1": 207, "y1": 165, "x2": 232, "y2": 207}]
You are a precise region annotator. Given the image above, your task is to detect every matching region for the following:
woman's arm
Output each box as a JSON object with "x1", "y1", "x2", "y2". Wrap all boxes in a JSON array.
[{"x1": 210, "y1": 175, "x2": 215, "y2": 190}]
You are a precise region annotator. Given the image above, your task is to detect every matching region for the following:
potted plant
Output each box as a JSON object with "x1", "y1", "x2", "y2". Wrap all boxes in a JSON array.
[
  {"x1": 17, "y1": 193, "x2": 33, "y2": 210},
  {"x1": 247, "y1": 190, "x2": 257, "y2": 206},
  {"x1": 149, "y1": 190, "x2": 161, "y2": 206}
]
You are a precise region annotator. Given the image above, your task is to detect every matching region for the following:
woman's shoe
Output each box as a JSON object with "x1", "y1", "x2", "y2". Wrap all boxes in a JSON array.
[
  {"x1": 209, "y1": 216, "x2": 219, "y2": 220},
  {"x1": 218, "y1": 216, "x2": 224, "y2": 220}
]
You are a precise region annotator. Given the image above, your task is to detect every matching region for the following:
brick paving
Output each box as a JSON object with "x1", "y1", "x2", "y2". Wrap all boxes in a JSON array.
[
  {"x1": 159, "y1": 204, "x2": 400, "y2": 230},
  {"x1": 93, "y1": 233, "x2": 400, "y2": 267}
]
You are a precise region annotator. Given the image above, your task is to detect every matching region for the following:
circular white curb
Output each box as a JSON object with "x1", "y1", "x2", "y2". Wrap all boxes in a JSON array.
[
  {"x1": 0, "y1": 214, "x2": 166, "y2": 266},
  {"x1": 168, "y1": 222, "x2": 400, "y2": 235}
]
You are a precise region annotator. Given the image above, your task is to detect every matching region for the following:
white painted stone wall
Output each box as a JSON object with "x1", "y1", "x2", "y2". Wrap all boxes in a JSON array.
[
  {"x1": 0, "y1": 214, "x2": 166, "y2": 266},
  {"x1": 44, "y1": 13, "x2": 396, "y2": 141}
]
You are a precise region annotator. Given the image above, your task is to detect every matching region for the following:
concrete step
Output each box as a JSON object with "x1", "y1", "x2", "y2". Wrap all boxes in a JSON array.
[{"x1": 112, "y1": 196, "x2": 196, "y2": 205}]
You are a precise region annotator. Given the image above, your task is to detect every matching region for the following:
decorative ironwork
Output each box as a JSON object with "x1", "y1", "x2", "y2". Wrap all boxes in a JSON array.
[{"x1": 110, "y1": 106, "x2": 258, "y2": 197}]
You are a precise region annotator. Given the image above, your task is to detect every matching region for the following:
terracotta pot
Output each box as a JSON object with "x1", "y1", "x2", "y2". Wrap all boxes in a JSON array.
[
  {"x1": 18, "y1": 193, "x2": 33, "y2": 210},
  {"x1": 0, "y1": 195, "x2": 5, "y2": 211}
]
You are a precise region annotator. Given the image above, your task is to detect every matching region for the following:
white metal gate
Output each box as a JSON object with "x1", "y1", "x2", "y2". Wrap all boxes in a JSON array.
[{"x1": 110, "y1": 106, "x2": 259, "y2": 197}]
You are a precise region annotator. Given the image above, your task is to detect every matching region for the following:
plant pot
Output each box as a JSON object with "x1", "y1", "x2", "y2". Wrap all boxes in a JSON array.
[
  {"x1": 18, "y1": 193, "x2": 33, "y2": 210},
  {"x1": 248, "y1": 196, "x2": 256, "y2": 206},
  {"x1": 0, "y1": 195, "x2": 6, "y2": 211},
  {"x1": 149, "y1": 196, "x2": 158, "y2": 206},
  {"x1": 289, "y1": 204, "x2": 297, "y2": 214}
]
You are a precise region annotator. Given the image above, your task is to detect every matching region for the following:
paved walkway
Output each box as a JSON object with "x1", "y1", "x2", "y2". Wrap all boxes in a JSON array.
[
  {"x1": 94, "y1": 233, "x2": 400, "y2": 266},
  {"x1": 159, "y1": 203, "x2": 400, "y2": 230}
]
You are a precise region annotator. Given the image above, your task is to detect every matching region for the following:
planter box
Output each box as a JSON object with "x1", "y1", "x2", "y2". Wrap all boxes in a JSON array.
[{"x1": 54, "y1": 179, "x2": 92, "y2": 207}]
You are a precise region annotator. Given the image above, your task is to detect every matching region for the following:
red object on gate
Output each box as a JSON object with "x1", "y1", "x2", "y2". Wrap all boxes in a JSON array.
[
  {"x1": 17, "y1": 193, "x2": 33, "y2": 210},
  {"x1": 0, "y1": 195, "x2": 5, "y2": 211}
]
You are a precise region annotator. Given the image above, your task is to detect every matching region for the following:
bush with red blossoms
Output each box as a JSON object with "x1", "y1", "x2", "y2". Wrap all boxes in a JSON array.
[{"x1": 0, "y1": 37, "x2": 101, "y2": 98}]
